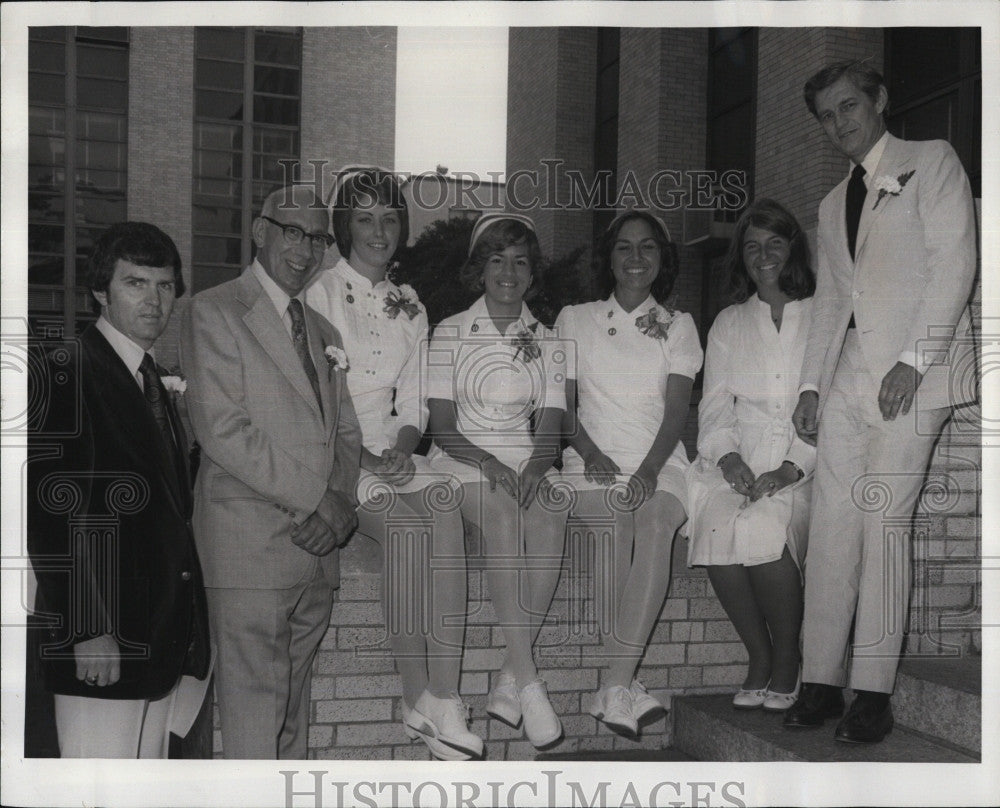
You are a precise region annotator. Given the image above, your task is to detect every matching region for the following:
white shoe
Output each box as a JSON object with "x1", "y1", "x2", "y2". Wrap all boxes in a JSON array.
[
  {"x1": 399, "y1": 702, "x2": 420, "y2": 740},
  {"x1": 406, "y1": 690, "x2": 484, "y2": 759},
  {"x1": 589, "y1": 685, "x2": 637, "y2": 736},
  {"x1": 732, "y1": 687, "x2": 769, "y2": 710},
  {"x1": 486, "y1": 671, "x2": 522, "y2": 727},
  {"x1": 630, "y1": 679, "x2": 666, "y2": 721},
  {"x1": 763, "y1": 671, "x2": 801, "y2": 713},
  {"x1": 519, "y1": 679, "x2": 562, "y2": 748}
]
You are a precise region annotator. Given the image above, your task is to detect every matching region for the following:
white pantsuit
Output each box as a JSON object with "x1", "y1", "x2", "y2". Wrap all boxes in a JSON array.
[{"x1": 800, "y1": 133, "x2": 976, "y2": 693}]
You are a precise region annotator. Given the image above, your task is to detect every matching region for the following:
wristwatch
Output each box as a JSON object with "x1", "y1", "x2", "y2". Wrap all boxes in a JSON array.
[{"x1": 781, "y1": 460, "x2": 805, "y2": 480}]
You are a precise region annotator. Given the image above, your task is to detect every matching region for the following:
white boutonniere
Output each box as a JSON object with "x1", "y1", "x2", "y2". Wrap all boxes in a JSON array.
[
  {"x1": 383, "y1": 284, "x2": 421, "y2": 320},
  {"x1": 160, "y1": 374, "x2": 187, "y2": 395},
  {"x1": 324, "y1": 345, "x2": 349, "y2": 380},
  {"x1": 509, "y1": 323, "x2": 542, "y2": 362},
  {"x1": 872, "y1": 169, "x2": 915, "y2": 210},
  {"x1": 635, "y1": 300, "x2": 678, "y2": 341}
]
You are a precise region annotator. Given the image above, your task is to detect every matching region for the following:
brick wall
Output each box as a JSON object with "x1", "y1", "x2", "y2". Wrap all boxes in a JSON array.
[
  {"x1": 300, "y1": 27, "x2": 396, "y2": 200},
  {"x1": 618, "y1": 28, "x2": 707, "y2": 331},
  {"x1": 127, "y1": 27, "x2": 195, "y2": 372},
  {"x1": 506, "y1": 28, "x2": 597, "y2": 265}
]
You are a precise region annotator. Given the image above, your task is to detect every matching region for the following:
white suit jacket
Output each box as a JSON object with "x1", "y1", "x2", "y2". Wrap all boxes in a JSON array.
[
  {"x1": 180, "y1": 267, "x2": 362, "y2": 589},
  {"x1": 802, "y1": 134, "x2": 977, "y2": 412}
]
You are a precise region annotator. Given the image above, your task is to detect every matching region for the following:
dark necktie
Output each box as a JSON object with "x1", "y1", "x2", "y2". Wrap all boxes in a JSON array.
[
  {"x1": 845, "y1": 163, "x2": 867, "y2": 261},
  {"x1": 287, "y1": 298, "x2": 323, "y2": 415},
  {"x1": 139, "y1": 353, "x2": 180, "y2": 465}
]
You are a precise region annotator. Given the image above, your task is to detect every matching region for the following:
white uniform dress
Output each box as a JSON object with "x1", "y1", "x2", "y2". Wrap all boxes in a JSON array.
[
  {"x1": 426, "y1": 295, "x2": 566, "y2": 484},
  {"x1": 686, "y1": 294, "x2": 816, "y2": 569},
  {"x1": 306, "y1": 257, "x2": 446, "y2": 504},
  {"x1": 555, "y1": 295, "x2": 703, "y2": 508}
]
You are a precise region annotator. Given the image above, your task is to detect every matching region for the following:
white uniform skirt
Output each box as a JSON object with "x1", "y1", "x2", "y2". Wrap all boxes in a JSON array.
[{"x1": 684, "y1": 456, "x2": 811, "y2": 571}]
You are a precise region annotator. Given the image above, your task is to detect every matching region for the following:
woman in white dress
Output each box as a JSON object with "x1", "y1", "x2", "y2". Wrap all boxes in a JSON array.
[
  {"x1": 686, "y1": 198, "x2": 816, "y2": 712},
  {"x1": 427, "y1": 214, "x2": 569, "y2": 749},
  {"x1": 306, "y1": 167, "x2": 482, "y2": 760},
  {"x1": 556, "y1": 211, "x2": 703, "y2": 736}
]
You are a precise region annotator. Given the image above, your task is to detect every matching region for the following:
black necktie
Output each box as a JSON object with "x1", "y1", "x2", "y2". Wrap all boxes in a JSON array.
[
  {"x1": 845, "y1": 163, "x2": 867, "y2": 261},
  {"x1": 139, "y1": 353, "x2": 180, "y2": 464},
  {"x1": 287, "y1": 298, "x2": 323, "y2": 415}
]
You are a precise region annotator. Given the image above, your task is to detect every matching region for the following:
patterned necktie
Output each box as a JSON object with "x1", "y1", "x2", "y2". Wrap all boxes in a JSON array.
[
  {"x1": 845, "y1": 163, "x2": 867, "y2": 261},
  {"x1": 287, "y1": 298, "x2": 324, "y2": 415},
  {"x1": 139, "y1": 353, "x2": 179, "y2": 463}
]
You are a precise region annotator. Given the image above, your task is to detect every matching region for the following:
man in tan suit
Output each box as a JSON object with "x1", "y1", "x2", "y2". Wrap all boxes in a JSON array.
[
  {"x1": 181, "y1": 185, "x2": 361, "y2": 758},
  {"x1": 787, "y1": 61, "x2": 976, "y2": 743}
]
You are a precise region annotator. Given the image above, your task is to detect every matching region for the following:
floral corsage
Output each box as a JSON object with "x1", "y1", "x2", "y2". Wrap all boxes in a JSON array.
[
  {"x1": 324, "y1": 345, "x2": 349, "y2": 379},
  {"x1": 383, "y1": 284, "x2": 421, "y2": 320},
  {"x1": 160, "y1": 371, "x2": 187, "y2": 396},
  {"x1": 635, "y1": 300, "x2": 678, "y2": 341},
  {"x1": 510, "y1": 323, "x2": 542, "y2": 362},
  {"x1": 872, "y1": 170, "x2": 915, "y2": 210}
]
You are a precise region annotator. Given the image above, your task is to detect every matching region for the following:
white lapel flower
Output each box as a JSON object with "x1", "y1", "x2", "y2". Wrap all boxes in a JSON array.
[
  {"x1": 160, "y1": 374, "x2": 187, "y2": 395},
  {"x1": 324, "y1": 345, "x2": 349, "y2": 380},
  {"x1": 872, "y1": 170, "x2": 915, "y2": 210}
]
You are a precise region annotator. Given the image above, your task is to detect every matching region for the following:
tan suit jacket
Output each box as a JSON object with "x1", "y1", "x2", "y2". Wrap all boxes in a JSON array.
[
  {"x1": 802, "y1": 134, "x2": 977, "y2": 411},
  {"x1": 180, "y1": 267, "x2": 361, "y2": 590}
]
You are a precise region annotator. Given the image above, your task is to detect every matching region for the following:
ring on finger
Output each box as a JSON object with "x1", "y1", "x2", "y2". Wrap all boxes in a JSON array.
[{"x1": 86, "y1": 675, "x2": 98, "y2": 684}]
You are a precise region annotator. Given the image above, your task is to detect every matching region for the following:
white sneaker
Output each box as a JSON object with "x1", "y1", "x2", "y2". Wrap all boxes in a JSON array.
[
  {"x1": 400, "y1": 702, "x2": 420, "y2": 740},
  {"x1": 589, "y1": 685, "x2": 637, "y2": 736},
  {"x1": 630, "y1": 679, "x2": 666, "y2": 721},
  {"x1": 486, "y1": 671, "x2": 522, "y2": 727},
  {"x1": 519, "y1": 679, "x2": 562, "y2": 748},
  {"x1": 406, "y1": 690, "x2": 484, "y2": 759}
]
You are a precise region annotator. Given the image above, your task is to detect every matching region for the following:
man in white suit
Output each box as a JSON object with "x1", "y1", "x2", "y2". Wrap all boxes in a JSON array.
[
  {"x1": 181, "y1": 185, "x2": 361, "y2": 758},
  {"x1": 787, "y1": 61, "x2": 976, "y2": 743}
]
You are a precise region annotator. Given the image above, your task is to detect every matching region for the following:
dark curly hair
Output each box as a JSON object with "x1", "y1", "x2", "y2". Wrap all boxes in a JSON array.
[
  {"x1": 460, "y1": 217, "x2": 544, "y2": 300},
  {"x1": 86, "y1": 221, "x2": 184, "y2": 298},
  {"x1": 724, "y1": 198, "x2": 815, "y2": 304},
  {"x1": 594, "y1": 210, "x2": 678, "y2": 304},
  {"x1": 329, "y1": 167, "x2": 409, "y2": 264}
]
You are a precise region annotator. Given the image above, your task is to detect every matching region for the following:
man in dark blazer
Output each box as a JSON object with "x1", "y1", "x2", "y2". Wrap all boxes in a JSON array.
[
  {"x1": 181, "y1": 185, "x2": 361, "y2": 759},
  {"x1": 27, "y1": 222, "x2": 211, "y2": 757}
]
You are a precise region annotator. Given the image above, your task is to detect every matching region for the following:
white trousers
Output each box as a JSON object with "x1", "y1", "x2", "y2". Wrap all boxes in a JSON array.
[{"x1": 802, "y1": 331, "x2": 949, "y2": 693}]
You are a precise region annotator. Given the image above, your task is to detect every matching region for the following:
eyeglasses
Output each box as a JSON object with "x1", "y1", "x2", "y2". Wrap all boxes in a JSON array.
[{"x1": 261, "y1": 216, "x2": 334, "y2": 251}]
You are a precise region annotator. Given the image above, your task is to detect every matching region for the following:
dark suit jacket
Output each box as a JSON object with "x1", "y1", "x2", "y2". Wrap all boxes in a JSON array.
[{"x1": 27, "y1": 325, "x2": 210, "y2": 700}]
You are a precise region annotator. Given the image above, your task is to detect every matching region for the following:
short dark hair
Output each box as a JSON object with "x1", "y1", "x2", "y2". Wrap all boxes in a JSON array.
[
  {"x1": 330, "y1": 168, "x2": 409, "y2": 263},
  {"x1": 724, "y1": 198, "x2": 815, "y2": 304},
  {"x1": 460, "y1": 217, "x2": 544, "y2": 298},
  {"x1": 804, "y1": 59, "x2": 887, "y2": 118},
  {"x1": 594, "y1": 210, "x2": 678, "y2": 304},
  {"x1": 86, "y1": 221, "x2": 185, "y2": 298}
]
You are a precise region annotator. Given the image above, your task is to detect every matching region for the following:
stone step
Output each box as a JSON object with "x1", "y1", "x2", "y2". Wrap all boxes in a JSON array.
[
  {"x1": 672, "y1": 694, "x2": 979, "y2": 763},
  {"x1": 893, "y1": 655, "x2": 981, "y2": 755}
]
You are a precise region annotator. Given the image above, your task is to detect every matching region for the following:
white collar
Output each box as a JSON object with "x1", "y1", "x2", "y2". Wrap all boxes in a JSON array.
[
  {"x1": 96, "y1": 315, "x2": 151, "y2": 382},
  {"x1": 852, "y1": 130, "x2": 889, "y2": 181},
  {"x1": 331, "y1": 256, "x2": 392, "y2": 291},
  {"x1": 468, "y1": 295, "x2": 538, "y2": 337},
  {"x1": 606, "y1": 292, "x2": 657, "y2": 317},
  {"x1": 251, "y1": 258, "x2": 305, "y2": 317}
]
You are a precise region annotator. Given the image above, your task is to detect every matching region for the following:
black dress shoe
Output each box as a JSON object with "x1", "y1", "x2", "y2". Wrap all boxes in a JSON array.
[
  {"x1": 834, "y1": 693, "x2": 894, "y2": 744},
  {"x1": 783, "y1": 683, "x2": 845, "y2": 729}
]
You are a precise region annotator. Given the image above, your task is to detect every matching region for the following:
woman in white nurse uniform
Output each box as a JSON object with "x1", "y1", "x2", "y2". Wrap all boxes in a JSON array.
[
  {"x1": 306, "y1": 167, "x2": 481, "y2": 760},
  {"x1": 427, "y1": 214, "x2": 569, "y2": 749},
  {"x1": 556, "y1": 211, "x2": 703, "y2": 737},
  {"x1": 686, "y1": 198, "x2": 815, "y2": 713}
]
